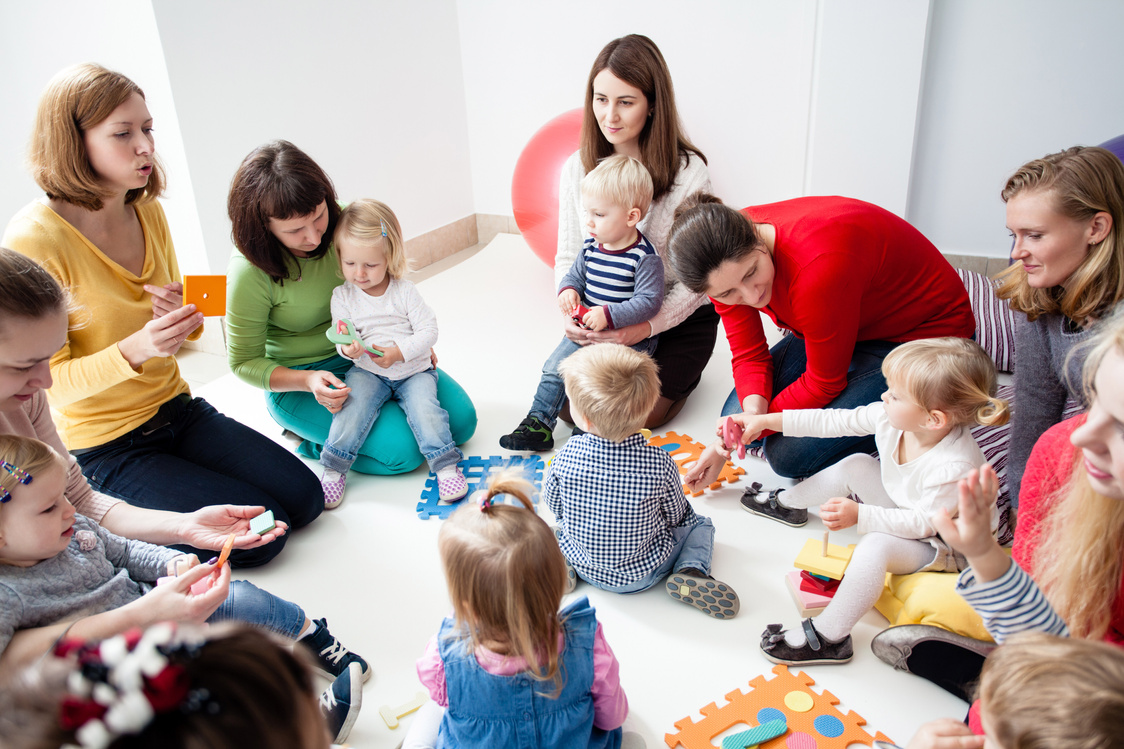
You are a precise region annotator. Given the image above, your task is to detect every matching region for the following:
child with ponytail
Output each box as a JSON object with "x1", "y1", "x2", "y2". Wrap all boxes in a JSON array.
[
  {"x1": 404, "y1": 472, "x2": 627, "y2": 748},
  {"x1": 697, "y1": 337, "x2": 1009, "y2": 665}
]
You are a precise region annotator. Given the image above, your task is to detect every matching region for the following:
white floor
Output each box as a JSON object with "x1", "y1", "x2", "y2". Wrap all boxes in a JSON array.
[{"x1": 193, "y1": 233, "x2": 969, "y2": 748}]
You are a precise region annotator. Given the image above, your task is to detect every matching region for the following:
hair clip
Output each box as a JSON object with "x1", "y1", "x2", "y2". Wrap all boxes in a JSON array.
[
  {"x1": 380, "y1": 220, "x2": 388, "y2": 238},
  {"x1": 0, "y1": 460, "x2": 33, "y2": 503}
]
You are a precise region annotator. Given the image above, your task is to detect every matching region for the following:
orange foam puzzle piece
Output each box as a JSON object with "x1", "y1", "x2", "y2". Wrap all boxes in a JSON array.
[
  {"x1": 184, "y1": 275, "x2": 226, "y2": 317},
  {"x1": 664, "y1": 664, "x2": 893, "y2": 749},
  {"x1": 647, "y1": 431, "x2": 745, "y2": 497}
]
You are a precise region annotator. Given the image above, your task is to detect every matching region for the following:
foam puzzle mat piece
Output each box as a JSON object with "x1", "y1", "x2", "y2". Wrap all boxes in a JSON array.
[
  {"x1": 417, "y1": 455, "x2": 545, "y2": 519},
  {"x1": 664, "y1": 664, "x2": 893, "y2": 749},
  {"x1": 648, "y1": 431, "x2": 746, "y2": 497},
  {"x1": 794, "y1": 538, "x2": 855, "y2": 580}
]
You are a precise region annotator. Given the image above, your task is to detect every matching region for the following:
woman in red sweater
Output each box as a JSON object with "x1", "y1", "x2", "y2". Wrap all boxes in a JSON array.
[{"x1": 670, "y1": 193, "x2": 974, "y2": 480}]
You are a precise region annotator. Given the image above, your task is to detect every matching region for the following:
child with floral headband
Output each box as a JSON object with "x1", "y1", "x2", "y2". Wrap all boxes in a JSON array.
[
  {"x1": 0, "y1": 623, "x2": 340, "y2": 749},
  {"x1": 402, "y1": 471, "x2": 627, "y2": 748},
  {"x1": 0, "y1": 435, "x2": 367, "y2": 743}
]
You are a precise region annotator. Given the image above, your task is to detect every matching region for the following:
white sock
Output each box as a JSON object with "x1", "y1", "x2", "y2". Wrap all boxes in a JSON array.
[
  {"x1": 322, "y1": 468, "x2": 344, "y2": 482},
  {"x1": 297, "y1": 620, "x2": 319, "y2": 641},
  {"x1": 436, "y1": 466, "x2": 459, "y2": 480}
]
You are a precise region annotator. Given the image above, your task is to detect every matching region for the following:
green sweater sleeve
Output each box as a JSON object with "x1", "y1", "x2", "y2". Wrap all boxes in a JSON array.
[{"x1": 225, "y1": 248, "x2": 343, "y2": 390}]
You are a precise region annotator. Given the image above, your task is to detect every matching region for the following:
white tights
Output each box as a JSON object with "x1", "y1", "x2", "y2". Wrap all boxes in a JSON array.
[{"x1": 779, "y1": 454, "x2": 936, "y2": 647}]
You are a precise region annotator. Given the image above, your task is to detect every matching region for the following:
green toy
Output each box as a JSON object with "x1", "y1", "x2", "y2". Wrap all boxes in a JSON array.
[
  {"x1": 249, "y1": 509, "x2": 276, "y2": 536},
  {"x1": 326, "y1": 319, "x2": 383, "y2": 357}
]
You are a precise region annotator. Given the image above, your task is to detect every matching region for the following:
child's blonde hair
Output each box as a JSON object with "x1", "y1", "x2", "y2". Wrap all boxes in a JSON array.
[
  {"x1": 559, "y1": 344, "x2": 660, "y2": 442},
  {"x1": 978, "y1": 632, "x2": 1124, "y2": 749},
  {"x1": 0, "y1": 436, "x2": 65, "y2": 507},
  {"x1": 334, "y1": 199, "x2": 409, "y2": 279},
  {"x1": 438, "y1": 470, "x2": 568, "y2": 695},
  {"x1": 1033, "y1": 309, "x2": 1124, "y2": 640},
  {"x1": 881, "y1": 338, "x2": 1009, "y2": 427},
  {"x1": 580, "y1": 154, "x2": 654, "y2": 218}
]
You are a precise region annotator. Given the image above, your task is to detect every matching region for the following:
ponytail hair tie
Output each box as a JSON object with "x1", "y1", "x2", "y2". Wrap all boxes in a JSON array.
[{"x1": 476, "y1": 490, "x2": 494, "y2": 512}]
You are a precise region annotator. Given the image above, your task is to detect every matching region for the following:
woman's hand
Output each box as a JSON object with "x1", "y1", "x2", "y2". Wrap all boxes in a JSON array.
[
  {"x1": 145, "y1": 282, "x2": 186, "y2": 319},
  {"x1": 141, "y1": 561, "x2": 230, "y2": 624},
  {"x1": 307, "y1": 370, "x2": 350, "y2": 414},
  {"x1": 177, "y1": 505, "x2": 288, "y2": 550},
  {"x1": 117, "y1": 303, "x2": 205, "y2": 369},
  {"x1": 821, "y1": 496, "x2": 859, "y2": 530},
  {"x1": 562, "y1": 316, "x2": 594, "y2": 345},
  {"x1": 932, "y1": 464, "x2": 1009, "y2": 582},
  {"x1": 371, "y1": 344, "x2": 404, "y2": 369},
  {"x1": 585, "y1": 320, "x2": 649, "y2": 346},
  {"x1": 904, "y1": 718, "x2": 984, "y2": 749},
  {"x1": 684, "y1": 440, "x2": 732, "y2": 494}
]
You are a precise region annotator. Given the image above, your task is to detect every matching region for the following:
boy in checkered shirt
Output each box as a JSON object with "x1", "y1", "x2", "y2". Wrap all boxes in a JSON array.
[{"x1": 543, "y1": 344, "x2": 740, "y2": 619}]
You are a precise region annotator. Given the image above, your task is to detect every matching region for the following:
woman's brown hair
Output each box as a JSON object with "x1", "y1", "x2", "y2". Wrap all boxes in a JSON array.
[
  {"x1": 28, "y1": 63, "x2": 166, "y2": 211},
  {"x1": 581, "y1": 34, "x2": 706, "y2": 201},
  {"x1": 666, "y1": 192, "x2": 764, "y2": 295},
  {"x1": 227, "y1": 140, "x2": 341, "y2": 284},
  {"x1": 996, "y1": 146, "x2": 1124, "y2": 327}
]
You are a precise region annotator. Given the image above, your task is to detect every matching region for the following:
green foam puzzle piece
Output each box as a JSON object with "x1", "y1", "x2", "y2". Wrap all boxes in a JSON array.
[
  {"x1": 249, "y1": 510, "x2": 276, "y2": 536},
  {"x1": 325, "y1": 318, "x2": 383, "y2": 357},
  {"x1": 721, "y1": 718, "x2": 787, "y2": 748}
]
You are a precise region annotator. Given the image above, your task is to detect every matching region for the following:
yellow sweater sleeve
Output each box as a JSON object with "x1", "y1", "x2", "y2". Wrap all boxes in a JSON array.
[{"x1": 1, "y1": 200, "x2": 193, "y2": 449}]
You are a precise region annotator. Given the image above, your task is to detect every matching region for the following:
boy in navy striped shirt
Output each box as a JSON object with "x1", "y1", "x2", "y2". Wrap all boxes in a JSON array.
[{"x1": 501, "y1": 154, "x2": 663, "y2": 451}]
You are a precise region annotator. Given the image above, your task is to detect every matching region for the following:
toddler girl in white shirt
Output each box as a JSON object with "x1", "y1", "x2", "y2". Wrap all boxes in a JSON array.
[{"x1": 319, "y1": 200, "x2": 466, "y2": 507}]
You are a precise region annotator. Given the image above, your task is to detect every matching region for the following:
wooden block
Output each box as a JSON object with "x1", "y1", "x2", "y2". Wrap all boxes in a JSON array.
[
  {"x1": 786, "y1": 570, "x2": 832, "y2": 618},
  {"x1": 183, "y1": 275, "x2": 226, "y2": 317},
  {"x1": 794, "y1": 538, "x2": 854, "y2": 580}
]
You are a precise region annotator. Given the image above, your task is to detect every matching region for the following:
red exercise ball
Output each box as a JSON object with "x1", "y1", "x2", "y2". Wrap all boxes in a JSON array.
[{"x1": 511, "y1": 108, "x2": 584, "y2": 268}]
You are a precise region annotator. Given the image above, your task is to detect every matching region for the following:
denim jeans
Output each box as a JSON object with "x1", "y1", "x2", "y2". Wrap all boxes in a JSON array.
[
  {"x1": 75, "y1": 396, "x2": 322, "y2": 568},
  {"x1": 209, "y1": 580, "x2": 305, "y2": 638},
  {"x1": 598, "y1": 517, "x2": 715, "y2": 594},
  {"x1": 530, "y1": 336, "x2": 658, "y2": 430},
  {"x1": 721, "y1": 336, "x2": 901, "y2": 480},
  {"x1": 322, "y1": 367, "x2": 461, "y2": 474},
  {"x1": 266, "y1": 356, "x2": 477, "y2": 475}
]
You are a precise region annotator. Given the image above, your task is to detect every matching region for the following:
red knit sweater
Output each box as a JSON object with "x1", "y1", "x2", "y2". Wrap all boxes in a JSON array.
[{"x1": 713, "y1": 196, "x2": 975, "y2": 413}]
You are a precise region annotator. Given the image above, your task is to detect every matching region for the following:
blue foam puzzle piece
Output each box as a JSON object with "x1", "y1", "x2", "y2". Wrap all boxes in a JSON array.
[
  {"x1": 417, "y1": 455, "x2": 545, "y2": 519},
  {"x1": 721, "y1": 718, "x2": 787, "y2": 749}
]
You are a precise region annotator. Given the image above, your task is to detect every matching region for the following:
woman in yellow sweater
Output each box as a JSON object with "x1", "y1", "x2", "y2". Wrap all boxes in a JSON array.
[{"x1": 1, "y1": 64, "x2": 322, "y2": 567}]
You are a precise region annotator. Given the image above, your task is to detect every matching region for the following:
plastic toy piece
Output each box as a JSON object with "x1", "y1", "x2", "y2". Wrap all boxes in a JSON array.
[
  {"x1": 249, "y1": 509, "x2": 276, "y2": 536},
  {"x1": 664, "y1": 664, "x2": 893, "y2": 749},
  {"x1": 721, "y1": 717, "x2": 787, "y2": 748},
  {"x1": 723, "y1": 416, "x2": 746, "y2": 460},
  {"x1": 378, "y1": 690, "x2": 427, "y2": 729},
  {"x1": 794, "y1": 538, "x2": 855, "y2": 581},
  {"x1": 325, "y1": 318, "x2": 384, "y2": 357},
  {"x1": 648, "y1": 431, "x2": 745, "y2": 497},
  {"x1": 785, "y1": 570, "x2": 834, "y2": 617},
  {"x1": 183, "y1": 275, "x2": 226, "y2": 317},
  {"x1": 799, "y1": 571, "x2": 840, "y2": 594},
  {"x1": 417, "y1": 455, "x2": 545, "y2": 519},
  {"x1": 216, "y1": 533, "x2": 237, "y2": 567},
  {"x1": 572, "y1": 303, "x2": 592, "y2": 329}
]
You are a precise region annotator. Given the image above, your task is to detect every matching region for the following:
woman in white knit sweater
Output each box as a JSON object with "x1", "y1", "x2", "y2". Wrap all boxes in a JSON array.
[{"x1": 555, "y1": 34, "x2": 716, "y2": 428}]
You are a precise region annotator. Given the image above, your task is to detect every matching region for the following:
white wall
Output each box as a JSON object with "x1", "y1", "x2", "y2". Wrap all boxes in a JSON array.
[
  {"x1": 0, "y1": 0, "x2": 209, "y2": 273},
  {"x1": 907, "y1": 0, "x2": 1124, "y2": 257},
  {"x1": 152, "y1": 0, "x2": 475, "y2": 275}
]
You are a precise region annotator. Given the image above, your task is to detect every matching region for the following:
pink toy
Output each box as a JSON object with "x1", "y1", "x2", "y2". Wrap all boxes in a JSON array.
[{"x1": 723, "y1": 416, "x2": 746, "y2": 459}]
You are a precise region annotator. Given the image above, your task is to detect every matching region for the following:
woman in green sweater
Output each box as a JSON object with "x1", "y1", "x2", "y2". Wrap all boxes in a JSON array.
[{"x1": 226, "y1": 141, "x2": 476, "y2": 485}]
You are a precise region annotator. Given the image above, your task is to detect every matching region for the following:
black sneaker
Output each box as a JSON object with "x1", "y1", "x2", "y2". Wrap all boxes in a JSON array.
[
  {"x1": 499, "y1": 415, "x2": 554, "y2": 451},
  {"x1": 760, "y1": 619, "x2": 853, "y2": 665},
  {"x1": 665, "y1": 568, "x2": 740, "y2": 619},
  {"x1": 740, "y1": 485, "x2": 808, "y2": 527},
  {"x1": 320, "y1": 662, "x2": 363, "y2": 743},
  {"x1": 300, "y1": 618, "x2": 371, "y2": 682}
]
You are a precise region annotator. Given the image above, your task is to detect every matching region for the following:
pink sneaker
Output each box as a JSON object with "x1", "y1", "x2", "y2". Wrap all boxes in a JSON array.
[
  {"x1": 322, "y1": 471, "x2": 347, "y2": 510},
  {"x1": 437, "y1": 469, "x2": 468, "y2": 502}
]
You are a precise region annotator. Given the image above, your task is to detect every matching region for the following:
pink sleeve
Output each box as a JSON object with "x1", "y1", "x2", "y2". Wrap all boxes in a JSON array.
[
  {"x1": 415, "y1": 633, "x2": 448, "y2": 707},
  {"x1": 591, "y1": 622, "x2": 628, "y2": 730}
]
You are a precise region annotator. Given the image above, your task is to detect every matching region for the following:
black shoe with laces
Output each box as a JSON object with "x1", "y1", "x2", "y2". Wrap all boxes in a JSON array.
[
  {"x1": 499, "y1": 415, "x2": 554, "y2": 451},
  {"x1": 320, "y1": 662, "x2": 363, "y2": 743},
  {"x1": 740, "y1": 485, "x2": 808, "y2": 527},
  {"x1": 300, "y1": 618, "x2": 371, "y2": 682}
]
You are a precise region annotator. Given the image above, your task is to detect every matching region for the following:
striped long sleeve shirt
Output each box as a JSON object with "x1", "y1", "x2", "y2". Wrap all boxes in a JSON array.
[{"x1": 957, "y1": 559, "x2": 1068, "y2": 643}]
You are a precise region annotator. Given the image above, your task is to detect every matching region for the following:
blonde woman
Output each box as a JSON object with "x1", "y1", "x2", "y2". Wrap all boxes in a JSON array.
[{"x1": 997, "y1": 146, "x2": 1124, "y2": 505}]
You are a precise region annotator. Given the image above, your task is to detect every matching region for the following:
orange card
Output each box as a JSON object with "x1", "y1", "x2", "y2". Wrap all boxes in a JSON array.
[
  {"x1": 184, "y1": 275, "x2": 226, "y2": 317},
  {"x1": 216, "y1": 533, "x2": 237, "y2": 567}
]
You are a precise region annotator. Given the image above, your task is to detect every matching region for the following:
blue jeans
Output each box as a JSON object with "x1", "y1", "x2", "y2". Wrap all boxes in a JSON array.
[
  {"x1": 598, "y1": 517, "x2": 715, "y2": 594},
  {"x1": 530, "y1": 336, "x2": 658, "y2": 429},
  {"x1": 322, "y1": 367, "x2": 462, "y2": 474},
  {"x1": 76, "y1": 396, "x2": 322, "y2": 568},
  {"x1": 209, "y1": 580, "x2": 305, "y2": 638},
  {"x1": 721, "y1": 336, "x2": 901, "y2": 480},
  {"x1": 267, "y1": 356, "x2": 477, "y2": 475}
]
